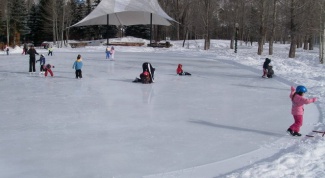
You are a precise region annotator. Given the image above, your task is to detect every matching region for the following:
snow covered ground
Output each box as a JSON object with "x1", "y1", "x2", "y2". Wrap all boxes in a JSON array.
[{"x1": 0, "y1": 38, "x2": 324, "y2": 178}]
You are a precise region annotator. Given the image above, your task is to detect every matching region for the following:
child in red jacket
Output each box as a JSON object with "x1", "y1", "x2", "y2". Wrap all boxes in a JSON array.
[
  {"x1": 176, "y1": 64, "x2": 191, "y2": 75},
  {"x1": 43, "y1": 64, "x2": 54, "y2": 77},
  {"x1": 133, "y1": 70, "x2": 151, "y2": 84}
]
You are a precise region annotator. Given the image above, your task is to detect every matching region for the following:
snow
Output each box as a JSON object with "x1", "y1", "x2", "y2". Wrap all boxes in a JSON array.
[{"x1": 1, "y1": 38, "x2": 324, "y2": 178}]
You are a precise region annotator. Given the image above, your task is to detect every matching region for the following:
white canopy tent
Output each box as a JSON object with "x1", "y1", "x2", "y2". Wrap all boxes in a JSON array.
[{"x1": 70, "y1": 0, "x2": 176, "y2": 45}]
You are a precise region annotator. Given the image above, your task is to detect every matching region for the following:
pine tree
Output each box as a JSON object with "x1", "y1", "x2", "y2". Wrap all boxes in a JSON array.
[
  {"x1": 8, "y1": 0, "x2": 28, "y2": 45},
  {"x1": 125, "y1": 25, "x2": 150, "y2": 39},
  {"x1": 38, "y1": 0, "x2": 53, "y2": 42},
  {"x1": 69, "y1": 2, "x2": 87, "y2": 40},
  {"x1": 27, "y1": 3, "x2": 42, "y2": 45}
]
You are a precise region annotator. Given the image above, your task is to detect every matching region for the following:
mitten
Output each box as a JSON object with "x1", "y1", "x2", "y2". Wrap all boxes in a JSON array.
[
  {"x1": 312, "y1": 98, "x2": 317, "y2": 102},
  {"x1": 291, "y1": 86, "x2": 295, "y2": 92}
]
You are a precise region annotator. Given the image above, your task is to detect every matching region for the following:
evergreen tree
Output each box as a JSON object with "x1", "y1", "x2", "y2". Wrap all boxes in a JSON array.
[
  {"x1": 27, "y1": 3, "x2": 42, "y2": 45},
  {"x1": 125, "y1": 25, "x2": 150, "y2": 39},
  {"x1": 83, "y1": 0, "x2": 95, "y2": 39},
  {"x1": 69, "y1": 2, "x2": 87, "y2": 40},
  {"x1": 38, "y1": 0, "x2": 53, "y2": 42},
  {"x1": 8, "y1": 0, "x2": 28, "y2": 45}
]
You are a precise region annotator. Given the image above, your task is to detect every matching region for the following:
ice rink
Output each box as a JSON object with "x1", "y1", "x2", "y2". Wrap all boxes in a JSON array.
[{"x1": 0, "y1": 50, "x2": 319, "y2": 178}]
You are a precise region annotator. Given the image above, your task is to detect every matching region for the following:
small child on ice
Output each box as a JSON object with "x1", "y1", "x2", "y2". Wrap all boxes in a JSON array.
[
  {"x1": 262, "y1": 58, "x2": 271, "y2": 78},
  {"x1": 110, "y1": 46, "x2": 115, "y2": 60},
  {"x1": 43, "y1": 64, "x2": 54, "y2": 77},
  {"x1": 176, "y1": 64, "x2": 191, "y2": 75},
  {"x1": 133, "y1": 70, "x2": 151, "y2": 84},
  {"x1": 72, "y1": 54, "x2": 83, "y2": 79},
  {"x1": 105, "y1": 46, "x2": 111, "y2": 59},
  {"x1": 287, "y1": 86, "x2": 317, "y2": 136},
  {"x1": 36, "y1": 54, "x2": 46, "y2": 74}
]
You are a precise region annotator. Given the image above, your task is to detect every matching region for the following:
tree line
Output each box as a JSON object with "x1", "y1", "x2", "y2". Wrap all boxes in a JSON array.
[{"x1": 1, "y1": 0, "x2": 325, "y2": 59}]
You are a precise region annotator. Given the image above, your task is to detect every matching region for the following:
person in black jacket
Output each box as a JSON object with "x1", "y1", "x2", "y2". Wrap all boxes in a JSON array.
[
  {"x1": 262, "y1": 58, "x2": 271, "y2": 78},
  {"x1": 27, "y1": 45, "x2": 39, "y2": 73}
]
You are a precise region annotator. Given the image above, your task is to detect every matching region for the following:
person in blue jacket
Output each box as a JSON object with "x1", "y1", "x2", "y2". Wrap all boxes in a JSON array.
[
  {"x1": 72, "y1": 54, "x2": 83, "y2": 79},
  {"x1": 36, "y1": 54, "x2": 46, "y2": 74}
]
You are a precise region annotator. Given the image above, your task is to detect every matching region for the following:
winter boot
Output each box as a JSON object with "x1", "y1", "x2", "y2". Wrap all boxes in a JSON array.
[
  {"x1": 292, "y1": 132, "x2": 302, "y2": 137},
  {"x1": 287, "y1": 128, "x2": 293, "y2": 135}
]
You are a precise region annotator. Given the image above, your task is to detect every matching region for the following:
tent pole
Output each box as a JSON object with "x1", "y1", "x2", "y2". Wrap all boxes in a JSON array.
[
  {"x1": 150, "y1": 13, "x2": 152, "y2": 46},
  {"x1": 107, "y1": 14, "x2": 109, "y2": 45}
]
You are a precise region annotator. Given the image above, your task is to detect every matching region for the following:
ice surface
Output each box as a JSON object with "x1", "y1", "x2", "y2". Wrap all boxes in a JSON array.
[{"x1": 0, "y1": 41, "x2": 321, "y2": 178}]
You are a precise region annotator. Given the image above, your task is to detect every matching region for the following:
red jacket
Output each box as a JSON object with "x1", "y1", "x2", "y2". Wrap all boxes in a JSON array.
[{"x1": 176, "y1": 64, "x2": 183, "y2": 74}]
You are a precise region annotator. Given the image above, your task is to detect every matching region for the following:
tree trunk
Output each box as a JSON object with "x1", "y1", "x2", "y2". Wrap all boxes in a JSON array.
[
  {"x1": 289, "y1": 35, "x2": 296, "y2": 58},
  {"x1": 288, "y1": 0, "x2": 296, "y2": 58},
  {"x1": 269, "y1": 0, "x2": 277, "y2": 55},
  {"x1": 303, "y1": 36, "x2": 308, "y2": 50},
  {"x1": 230, "y1": 37, "x2": 234, "y2": 49},
  {"x1": 257, "y1": 0, "x2": 266, "y2": 55},
  {"x1": 308, "y1": 35, "x2": 314, "y2": 50},
  {"x1": 319, "y1": 22, "x2": 325, "y2": 64}
]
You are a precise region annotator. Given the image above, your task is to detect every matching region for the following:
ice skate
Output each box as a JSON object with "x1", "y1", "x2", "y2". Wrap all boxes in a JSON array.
[{"x1": 292, "y1": 132, "x2": 302, "y2": 137}]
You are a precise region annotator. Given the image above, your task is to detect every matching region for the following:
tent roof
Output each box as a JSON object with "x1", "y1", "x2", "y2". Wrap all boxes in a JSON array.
[{"x1": 71, "y1": 0, "x2": 176, "y2": 27}]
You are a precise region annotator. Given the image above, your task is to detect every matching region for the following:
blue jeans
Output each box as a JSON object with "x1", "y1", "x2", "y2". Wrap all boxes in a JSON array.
[{"x1": 106, "y1": 52, "x2": 110, "y2": 59}]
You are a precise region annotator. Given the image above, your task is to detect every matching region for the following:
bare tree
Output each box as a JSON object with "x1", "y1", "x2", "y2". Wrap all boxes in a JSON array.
[{"x1": 269, "y1": 0, "x2": 278, "y2": 55}]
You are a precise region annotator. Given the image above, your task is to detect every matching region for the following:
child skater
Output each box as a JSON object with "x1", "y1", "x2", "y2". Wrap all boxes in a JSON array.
[
  {"x1": 110, "y1": 46, "x2": 115, "y2": 60},
  {"x1": 132, "y1": 70, "x2": 151, "y2": 84},
  {"x1": 43, "y1": 64, "x2": 54, "y2": 77},
  {"x1": 105, "y1": 46, "x2": 111, "y2": 59},
  {"x1": 262, "y1": 58, "x2": 271, "y2": 78},
  {"x1": 176, "y1": 64, "x2": 191, "y2": 75},
  {"x1": 287, "y1": 86, "x2": 317, "y2": 136},
  {"x1": 36, "y1": 54, "x2": 46, "y2": 74},
  {"x1": 72, "y1": 54, "x2": 83, "y2": 79}
]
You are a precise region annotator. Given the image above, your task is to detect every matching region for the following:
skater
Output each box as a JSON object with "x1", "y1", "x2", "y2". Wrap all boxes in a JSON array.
[
  {"x1": 287, "y1": 86, "x2": 317, "y2": 136},
  {"x1": 72, "y1": 54, "x2": 83, "y2": 79},
  {"x1": 262, "y1": 58, "x2": 271, "y2": 78},
  {"x1": 110, "y1": 46, "x2": 115, "y2": 60},
  {"x1": 267, "y1": 65, "x2": 274, "y2": 78},
  {"x1": 43, "y1": 63, "x2": 54, "y2": 77},
  {"x1": 5, "y1": 45, "x2": 9, "y2": 55},
  {"x1": 132, "y1": 70, "x2": 151, "y2": 84},
  {"x1": 27, "y1": 45, "x2": 39, "y2": 73},
  {"x1": 48, "y1": 46, "x2": 53, "y2": 56},
  {"x1": 176, "y1": 64, "x2": 191, "y2": 76},
  {"x1": 105, "y1": 46, "x2": 111, "y2": 59},
  {"x1": 22, "y1": 43, "x2": 28, "y2": 55},
  {"x1": 36, "y1": 54, "x2": 46, "y2": 74},
  {"x1": 142, "y1": 62, "x2": 155, "y2": 83}
]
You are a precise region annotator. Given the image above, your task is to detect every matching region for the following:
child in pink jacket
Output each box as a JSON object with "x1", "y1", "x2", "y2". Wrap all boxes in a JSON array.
[{"x1": 287, "y1": 86, "x2": 317, "y2": 136}]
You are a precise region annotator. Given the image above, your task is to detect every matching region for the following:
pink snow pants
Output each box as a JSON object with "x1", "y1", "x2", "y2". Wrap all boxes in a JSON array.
[
  {"x1": 289, "y1": 115, "x2": 303, "y2": 132},
  {"x1": 45, "y1": 69, "x2": 53, "y2": 77}
]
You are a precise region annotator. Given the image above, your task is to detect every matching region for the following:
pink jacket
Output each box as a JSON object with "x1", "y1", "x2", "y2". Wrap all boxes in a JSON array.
[{"x1": 290, "y1": 86, "x2": 316, "y2": 115}]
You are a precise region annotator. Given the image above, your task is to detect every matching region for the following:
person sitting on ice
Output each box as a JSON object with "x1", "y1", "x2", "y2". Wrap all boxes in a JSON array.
[
  {"x1": 176, "y1": 64, "x2": 191, "y2": 76},
  {"x1": 43, "y1": 63, "x2": 54, "y2": 77},
  {"x1": 267, "y1": 65, "x2": 274, "y2": 78},
  {"x1": 133, "y1": 70, "x2": 151, "y2": 84},
  {"x1": 142, "y1": 62, "x2": 155, "y2": 82}
]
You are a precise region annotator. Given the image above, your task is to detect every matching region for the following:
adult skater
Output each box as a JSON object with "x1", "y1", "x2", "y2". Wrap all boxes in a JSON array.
[
  {"x1": 142, "y1": 62, "x2": 155, "y2": 83},
  {"x1": 27, "y1": 45, "x2": 39, "y2": 73}
]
